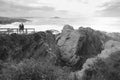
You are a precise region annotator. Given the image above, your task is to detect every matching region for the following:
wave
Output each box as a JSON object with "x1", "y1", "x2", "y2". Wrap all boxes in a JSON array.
[{"x1": 0, "y1": 17, "x2": 120, "y2": 33}]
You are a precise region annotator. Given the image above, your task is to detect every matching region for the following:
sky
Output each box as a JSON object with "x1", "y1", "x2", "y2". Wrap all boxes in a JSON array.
[
  {"x1": 0, "y1": 0, "x2": 120, "y2": 32},
  {"x1": 0, "y1": 0, "x2": 120, "y2": 18}
]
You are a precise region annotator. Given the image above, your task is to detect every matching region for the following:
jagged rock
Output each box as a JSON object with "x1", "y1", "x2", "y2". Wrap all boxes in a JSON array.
[
  {"x1": 104, "y1": 40, "x2": 120, "y2": 49},
  {"x1": 98, "y1": 40, "x2": 120, "y2": 59},
  {"x1": 57, "y1": 25, "x2": 107, "y2": 70},
  {"x1": 106, "y1": 32, "x2": 120, "y2": 41},
  {"x1": 74, "y1": 40, "x2": 120, "y2": 80},
  {"x1": 57, "y1": 25, "x2": 81, "y2": 65}
]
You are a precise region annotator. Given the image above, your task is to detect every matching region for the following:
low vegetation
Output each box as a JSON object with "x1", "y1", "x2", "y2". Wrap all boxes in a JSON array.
[
  {"x1": 0, "y1": 59, "x2": 70, "y2": 80},
  {"x1": 0, "y1": 25, "x2": 120, "y2": 80}
]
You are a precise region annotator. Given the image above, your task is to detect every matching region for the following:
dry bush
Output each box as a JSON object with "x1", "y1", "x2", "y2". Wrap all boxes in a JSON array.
[{"x1": 1, "y1": 59, "x2": 70, "y2": 80}]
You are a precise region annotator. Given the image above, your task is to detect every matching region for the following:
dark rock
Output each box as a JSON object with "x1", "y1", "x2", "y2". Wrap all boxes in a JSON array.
[
  {"x1": 104, "y1": 40, "x2": 120, "y2": 49},
  {"x1": 57, "y1": 25, "x2": 109, "y2": 70},
  {"x1": 76, "y1": 44, "x2": 120, "y2": 80},
  {"x1": 106, "y1": 32, "x2": 120, "y2": 41}
]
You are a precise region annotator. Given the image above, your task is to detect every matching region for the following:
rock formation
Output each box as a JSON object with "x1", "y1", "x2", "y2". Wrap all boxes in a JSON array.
[
  {"x1": 57, "y1": 25, "x2": 81, "y2": 66},
  {"x1": 104, "y1": 40, "x2": 120, "y2": 49},
  {"x1": 106, "y1": 32, "x2": 120, "y2": 41},
  {"x1": 57, "y1": 25, "x2": 108, "y2": 70},
  {"x1": 73, "y1": 37, "x2": 120, "y2": 80},
  {"x1": 0, "y1": 25, "x2": 120, "y2": 80}
]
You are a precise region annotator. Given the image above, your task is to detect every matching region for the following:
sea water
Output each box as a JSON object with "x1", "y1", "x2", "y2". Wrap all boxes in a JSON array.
[{"x1": 0, "y1": 17, "x2": 120, "y2": 32}]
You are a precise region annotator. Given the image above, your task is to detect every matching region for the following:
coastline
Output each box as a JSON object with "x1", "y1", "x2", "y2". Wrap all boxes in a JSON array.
[
  {"x1": 0, "y1": 17, "x2": 120, "y2": 33},
  {"x1": 0, "y1": 17, "x2": 29, "y2": 25}
]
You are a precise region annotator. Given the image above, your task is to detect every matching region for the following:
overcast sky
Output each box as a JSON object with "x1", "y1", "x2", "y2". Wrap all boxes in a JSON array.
[{"x1": 0, "y1": 0, "x2": 120, "y2": 18}]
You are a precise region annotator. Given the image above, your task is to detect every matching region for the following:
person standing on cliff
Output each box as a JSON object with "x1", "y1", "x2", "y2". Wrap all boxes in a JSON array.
[{"x1": 19, "y1": 23, "x2": 24, "y2": 34}]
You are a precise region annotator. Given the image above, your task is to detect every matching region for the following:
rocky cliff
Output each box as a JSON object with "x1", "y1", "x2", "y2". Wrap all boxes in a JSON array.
[
  {"x1": 0, "y1": 25, "x2": 120, "y2": 80},
  {"x1": 57, "y1": 25, "x2": 110, "y2": 70},
  {"x1": 74, "y1": 40, "x2": 120, "y2": 80}
]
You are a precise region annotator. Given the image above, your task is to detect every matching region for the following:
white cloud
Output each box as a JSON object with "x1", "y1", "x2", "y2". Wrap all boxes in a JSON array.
[
  {"x1": 1, "y1": 0, "x2": 115, "y2": 17},
  {"x1": 100, "y1": 0, "x2": 120, "y2": 17}
]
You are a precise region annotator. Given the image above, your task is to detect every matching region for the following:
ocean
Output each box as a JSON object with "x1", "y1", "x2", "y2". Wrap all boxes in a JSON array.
[{"x1": 0, "y1": 17, "x2": 120, "y2": 32}]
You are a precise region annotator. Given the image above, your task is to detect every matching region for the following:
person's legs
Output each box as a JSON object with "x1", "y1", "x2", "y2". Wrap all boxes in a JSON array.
[
  {"x1": 21, "y1": 29, "x2": 24, "y2": 34},
  {"x1": 19, "y1": 29, "x2": 22, "y2": 34}
]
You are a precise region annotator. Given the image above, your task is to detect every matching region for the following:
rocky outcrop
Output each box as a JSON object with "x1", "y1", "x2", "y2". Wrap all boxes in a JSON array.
[
  {"x1": 1, "y1": 24, "x2": 120, "y2": 80},
  {"x1": 57, "y1": 25, "x2": 108, "y2": 70},
  {"x1": 75, "y1": 41, "x2": 120, "y2": 80},
  {"x1": 67, "y1": 37, "x2": 120, "y2": 80},
  {"x1": 1, "y1": 25, "x2": 120, "y2": 80},
  {"x1": 106, "y1": 32, "x2": 120, "y2": 41},
  {"x1": 104, "y1": 40, "x2": 120, "y2": 49},
  {"x1": 57, "y1": 25, "x2": 81, "y2": 66}
]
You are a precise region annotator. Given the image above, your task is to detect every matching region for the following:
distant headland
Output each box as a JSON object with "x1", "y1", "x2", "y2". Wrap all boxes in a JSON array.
[
  {"x1": 51, "y1": 16, "x2": 61, "y2": 19},
  {"x1": 0, "y1": 16, "x2": 29, "y2": 25}
]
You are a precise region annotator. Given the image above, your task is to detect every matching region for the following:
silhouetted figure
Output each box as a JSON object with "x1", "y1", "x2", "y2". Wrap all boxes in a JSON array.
[{"x1": 19, "y1": 23, "x2": 24, "y2": 34}]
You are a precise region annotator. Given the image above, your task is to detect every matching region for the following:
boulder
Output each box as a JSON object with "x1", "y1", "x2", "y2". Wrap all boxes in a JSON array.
[
  {"x1": 57, "y1": 25, "x2": 105, "y2": 70},
  {"x1": 75, "y1": 45, "x2": 120, "y2": 80},
  {"x1": 73, "y1": 39, "x2": 120, "y2": 80},
  {"x1": 106, "y1": 32, "x2": 120, "y2": 41},
  {"x1": 57, "y1": 25, "x2": 81, "y2": 65},
  {"x1": 104, "y1": 40, "x2": 120, "y2": 49}
]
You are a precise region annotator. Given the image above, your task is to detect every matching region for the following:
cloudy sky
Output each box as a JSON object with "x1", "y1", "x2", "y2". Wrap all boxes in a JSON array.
[{"x1": 0, "y1": 0, "x2": 120, "y2": 18}]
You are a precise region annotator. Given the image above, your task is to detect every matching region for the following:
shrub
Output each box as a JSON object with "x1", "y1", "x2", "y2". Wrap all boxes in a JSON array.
[
  {"x1": 83, "y1": 57, "x2": 120, "y2": 80},
  {"x1": 1, "y1": 59, "x2": 70, "y2": 80}
]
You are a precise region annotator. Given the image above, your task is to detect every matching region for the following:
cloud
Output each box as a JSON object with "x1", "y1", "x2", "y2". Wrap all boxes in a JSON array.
[
  {"x1": 0, "y1": 0, "x2": 55, "y2": 11},
  {"x1": 0, "y1": 0, "x2": 58, "y2": 17},
  {"x1": 0, "y1": 0, "x2": 117, "y2": 17},
  {"x1": 100, "y1": 0, "x2": 120, "y2": 17}
]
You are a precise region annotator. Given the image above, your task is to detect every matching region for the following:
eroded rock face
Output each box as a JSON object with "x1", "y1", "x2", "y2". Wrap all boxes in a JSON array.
[
  {"x1": 75, "y1": 42, "x2": 120, "y2": 80},
  {"x1": 57, "y1": 25, "x2": 105, "y2": 69},
  {"x1": 98, "y1": 40, "x2": 120, "y2": 59},
  {"x1": 106, "y1": 32, "x2": 120, "y2": 41},
  {"x1": 68, "y1": 37, "x2": 120, "y2": 80},
  {"x1": 57, "y1": 25, "x2": 82, "y2": 65},
  {"x1": 104, "y1": 40, "x2": 120, "y2": 49}
]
